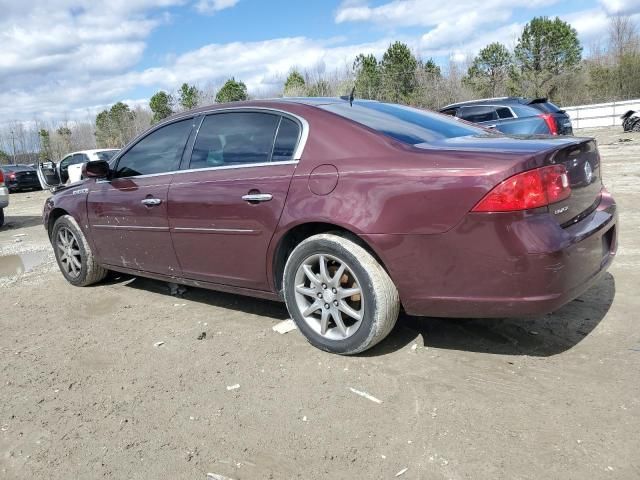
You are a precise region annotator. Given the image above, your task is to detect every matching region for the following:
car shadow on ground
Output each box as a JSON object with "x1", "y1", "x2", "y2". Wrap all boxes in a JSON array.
[
  {"x1": 111, "y1": 272, "x2": 615, "y2": 358},
  {"x1": 2, "y1": 215, "x2": 45, "y2": 230},
  {"x1": 364, "y1": 273, "x2": 616, "y2": 358},
  {"x1": 114, "y1": 274, "x2": 290, "y2": 321}
]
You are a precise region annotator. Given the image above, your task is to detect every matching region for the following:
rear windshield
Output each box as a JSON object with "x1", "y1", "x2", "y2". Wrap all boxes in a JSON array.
[
  {"x1": 528, "y1": 100, "x2": 562, "y2": 113},
  {"x1": 319, "y1": 101, "x2": 485, "y2": 145}
]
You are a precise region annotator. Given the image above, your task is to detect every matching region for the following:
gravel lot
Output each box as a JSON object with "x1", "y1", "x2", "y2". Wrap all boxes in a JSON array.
[{"x1": 1, "y1": 127, "x2": 639, "y2": 480}]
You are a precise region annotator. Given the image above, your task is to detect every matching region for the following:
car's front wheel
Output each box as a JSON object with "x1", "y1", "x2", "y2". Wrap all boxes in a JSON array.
[
  {"x1": 52, "y1": 215, "x2": 107, "y2": 286},
  {"x1": 283, "y1": 233, "x2": 400, "y2": 355}
]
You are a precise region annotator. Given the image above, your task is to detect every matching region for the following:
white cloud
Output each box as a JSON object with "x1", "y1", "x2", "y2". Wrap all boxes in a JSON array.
[
  {"x1": 599, "y1": 0, "x2": 640, "y2": 16},
  {"x1": 335, "y1": 0, "x2": 560, "y2": 58},
  {"x1": 1, "y1": 0, "x2": 638, "y2": 125},
  {"x1": 0, "y1": 34, "x2": 391, "y2": 123},
  {"x1": 335, "y1": 0, "x2": 558, "y2": 27},
  {"x1": 195, "y1": 0, "x2": 239, "y2": 14}
]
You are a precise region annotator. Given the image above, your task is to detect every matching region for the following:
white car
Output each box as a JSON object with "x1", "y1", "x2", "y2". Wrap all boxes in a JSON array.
[{"x1": 38, "y1": 149, "x2": 119, "y2": 189}]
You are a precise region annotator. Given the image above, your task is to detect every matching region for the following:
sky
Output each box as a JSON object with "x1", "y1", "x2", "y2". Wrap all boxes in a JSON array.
[{"x1": 1, "y1": 0, "x2": 640, "y2": 124}]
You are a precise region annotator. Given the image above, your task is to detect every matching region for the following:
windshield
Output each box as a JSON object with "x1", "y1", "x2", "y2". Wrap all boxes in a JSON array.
[
  {"x1": 97, "y1": 150, "x2": 118, "y2": 162},
  {"x1": 319, "y1": 101, "x2": 486, "y2": 145}
]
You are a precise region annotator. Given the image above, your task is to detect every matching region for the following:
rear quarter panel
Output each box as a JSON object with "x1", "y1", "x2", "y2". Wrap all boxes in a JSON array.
[{"x1": 274, "y1": 105, "x2": 539, "y2": 237}]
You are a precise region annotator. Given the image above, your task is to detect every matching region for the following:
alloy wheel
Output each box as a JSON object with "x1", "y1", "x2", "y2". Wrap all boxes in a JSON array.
[
  {"x1": 293, "y1": 253, "x2": 364, "y2": 340},
  {"x1": 56, "y1": 226, "x2": 82, "y2": 278}
]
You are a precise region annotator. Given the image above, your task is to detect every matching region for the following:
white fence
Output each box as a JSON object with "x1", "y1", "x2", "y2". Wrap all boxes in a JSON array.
[{"x1": 564, "y1": 98, "x2": 640, "y2": 129}]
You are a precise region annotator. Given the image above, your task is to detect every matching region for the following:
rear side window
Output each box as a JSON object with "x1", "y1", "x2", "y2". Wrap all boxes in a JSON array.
[
  {"x1": 320, "y1": 101, "x2": 484, "y2": 145},
  {"x1": 496, "y1": 107, "x2": 514, "y2": 119},
  {"x1": 115, "y1": 119, "x2": 193, "y2": 177},
  {"x1": 190, "y1": 112, "x2": 280, "y2": 169},
  {"x1": 71, "y1": 154, "x2": 88, "y2": 165},
  {"x1": 457, "y1": 106, "x2": 498, "y2": 123},
  {"x1": 272, "y1": 117, "x2": 300, "y2": 161}
]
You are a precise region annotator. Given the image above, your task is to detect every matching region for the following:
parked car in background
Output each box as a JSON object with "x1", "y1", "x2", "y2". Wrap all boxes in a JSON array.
[
  {"x1": 1, "y1": 164, "x2": 42, "y2": 192},
  {"x1": 440, "y1": 97, "x2": 573, "y2": 136},
  {"x1": 37, "y1": 149, "x2": 119, "y2": 190},
  {"x1": 0, "y1": 169, "x2": 8, "y2": 227},
  {"x1": 41, "y1": 98, "x2": 616, "y2": 355}
]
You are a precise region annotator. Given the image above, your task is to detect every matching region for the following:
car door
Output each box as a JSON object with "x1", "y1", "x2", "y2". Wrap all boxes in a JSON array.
[
  {"x1": 168, "y1": 110, "x2": 302, "y2": 290},
  {"x1": 87, "y1": 117, "x2": 195, "y2": 276}
]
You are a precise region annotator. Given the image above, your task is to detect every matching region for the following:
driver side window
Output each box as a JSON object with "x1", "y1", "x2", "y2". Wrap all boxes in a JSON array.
[{"x1": 114, "y1": 118, "x2": 194, "y2": 178}]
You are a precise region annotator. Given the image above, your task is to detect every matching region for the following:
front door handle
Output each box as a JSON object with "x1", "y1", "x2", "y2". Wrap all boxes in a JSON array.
[
  {"x1": 242, "y1": 193, "x2": 273, "y2": 203},
  {"x1": 141, "y1": 198, "x2": 162, "y2": 206}
]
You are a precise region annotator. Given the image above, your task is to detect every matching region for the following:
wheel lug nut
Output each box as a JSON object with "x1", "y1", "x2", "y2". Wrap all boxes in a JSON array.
[
  {"x1": 332, "y1": 288, "x2": 337, "y2": 294},
  {"x1": 317, "y1": 293, "x2": 323, "y2": 298},
  {"x1": 333, "y1": 300, "x2": 338, "y2": 306},
  {"x1": 322, "y1": 283, "x2": 327, "y2": 289},
  {"x1": 324, "y1": 303, "x2": 330, "y2": 309}
]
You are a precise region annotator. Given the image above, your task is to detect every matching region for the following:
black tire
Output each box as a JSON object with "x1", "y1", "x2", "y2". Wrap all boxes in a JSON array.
[
  {"x1": 632, "y1": 121, "x2": 640, "y2": 132},
  {"x1": 283, "y1": 233, "x2": 400, "y2": 355},
  {"x1": 51, "y1": 215, "x2": 107, "y2": 286},
  {"x1": 0, "y1": 209, "x2": 4, "y2": 227}
]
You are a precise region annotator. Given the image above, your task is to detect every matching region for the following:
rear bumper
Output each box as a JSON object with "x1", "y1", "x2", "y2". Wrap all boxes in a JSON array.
[
  {"x1": 7, "y1": 179, "x2": 41, "y2": 191},
  {"x1": 362, "y1": 191, "x2": 617, "y2": 318}
]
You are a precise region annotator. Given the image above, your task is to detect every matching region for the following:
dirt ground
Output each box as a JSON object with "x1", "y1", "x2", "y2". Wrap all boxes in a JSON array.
[{"x1": 1, "y1": 127, "x2": 639, "y2": 480}]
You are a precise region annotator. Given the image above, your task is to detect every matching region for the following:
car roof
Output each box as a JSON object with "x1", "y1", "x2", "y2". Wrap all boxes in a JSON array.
[
  {"x1": 64, "y1": 148, "x2": 120, "y2": 157},
  {"x1": 441, "y1": 97, "x2": 547, "y2": 110},
  {"x1": 161, "y1": 97, "x2": 356, "y2": 121},
  {"x1": 1, "y1": 164, "x2": 33, "y2": 170}
]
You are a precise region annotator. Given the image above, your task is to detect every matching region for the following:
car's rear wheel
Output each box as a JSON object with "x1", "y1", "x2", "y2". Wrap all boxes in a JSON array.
[
  {"x1": 0, "y1": 209, "x2": 4, "y2": 227},
  {"x1": 283, "y1": 233, "x2": 399, "y2": 355},
  {"x1": 52, "y1": 215, "x2": 107, "y2": 286}
]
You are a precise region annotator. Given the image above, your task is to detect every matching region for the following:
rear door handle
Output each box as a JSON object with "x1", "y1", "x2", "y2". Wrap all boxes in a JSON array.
[
  {"x1": 141, "y1": 198, "x2": 162, "y2": 206},
  {"x1": 242, "y1": 193, "x2": 273, "y2": 203}
]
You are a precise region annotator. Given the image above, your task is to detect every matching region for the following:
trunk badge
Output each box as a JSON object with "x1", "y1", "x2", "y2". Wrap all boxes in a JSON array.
[{"x1": 584, "y1": 162, "x2": 593, "y2": 184}]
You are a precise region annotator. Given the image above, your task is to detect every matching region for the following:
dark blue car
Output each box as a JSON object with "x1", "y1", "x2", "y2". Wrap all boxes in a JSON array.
[{"x1": 440, "y1": 97, "x2": 573, "y2": 136}]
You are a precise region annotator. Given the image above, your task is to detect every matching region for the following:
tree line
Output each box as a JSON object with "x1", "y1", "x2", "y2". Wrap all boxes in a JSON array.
[{"x1": 1, "y1": 14, "x2": 639, "y2": 163}]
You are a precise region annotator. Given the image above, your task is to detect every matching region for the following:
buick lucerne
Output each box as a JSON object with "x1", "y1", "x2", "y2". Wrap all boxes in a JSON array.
[{"x1": 42, "y1": 98, "x2": 617, "y2": 354}]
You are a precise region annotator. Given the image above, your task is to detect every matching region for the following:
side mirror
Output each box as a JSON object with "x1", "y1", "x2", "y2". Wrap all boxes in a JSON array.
[{"x1": 82, "y1": 160, "x2": 110, "y2": 179}]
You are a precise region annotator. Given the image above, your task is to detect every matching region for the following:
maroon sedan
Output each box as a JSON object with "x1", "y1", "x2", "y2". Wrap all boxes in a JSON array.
[{"x1": 42, "y1": 98, "x2": 617, "y2": 354}]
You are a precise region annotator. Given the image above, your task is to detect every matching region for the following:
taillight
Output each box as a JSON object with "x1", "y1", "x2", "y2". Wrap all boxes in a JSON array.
[
  {"x1": 472, "y1": 165, "x2": 571, "y2": 212},
  {"x1": 0, "y1": 170, "x2": 4, "y2": 185},
  {"x1": 539, "y1": 113, "x2": 558, "y2": 135}
]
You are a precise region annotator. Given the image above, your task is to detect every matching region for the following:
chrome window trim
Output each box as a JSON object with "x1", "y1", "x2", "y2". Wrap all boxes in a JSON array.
[
  {"x1": 108, "y1": 106, "x2": 309, "y2": 181},
  {"x1": 100, "y1": 160, "x2": 299, "y2": 181},
  {"x1": 175, "y1": 159, "x2": 298, "y2": 176}
]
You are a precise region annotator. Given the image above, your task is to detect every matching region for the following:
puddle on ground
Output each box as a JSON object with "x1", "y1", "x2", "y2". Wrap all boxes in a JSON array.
[{"x1": 0, "y1": 251, "x2": 50, "y2": 278}]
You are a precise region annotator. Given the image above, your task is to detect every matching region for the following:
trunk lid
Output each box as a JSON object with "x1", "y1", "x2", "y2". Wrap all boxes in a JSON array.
[
  {"x1": 415, "y1": 135, "x2": 602, "y2": 225},
  {"x1": 545, "y1": 138, "x2": 601, "y2": 226},
  {"x1": 15, "y1": 170, "x2": 40, "y2": 185}
]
